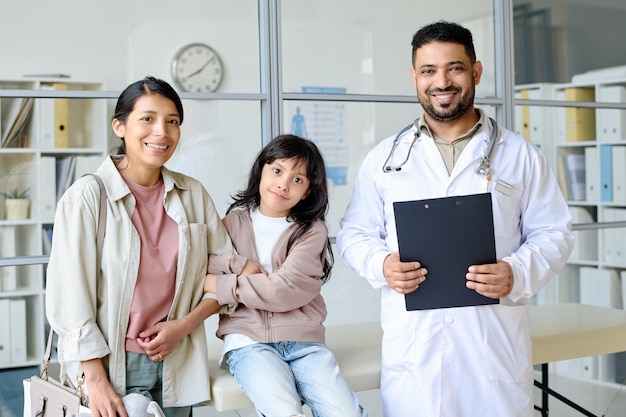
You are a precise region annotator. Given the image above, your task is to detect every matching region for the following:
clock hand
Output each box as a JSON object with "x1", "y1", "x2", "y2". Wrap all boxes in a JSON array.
[{"x1": 186, "y1": 56, "x2": 216, "y2": 79}]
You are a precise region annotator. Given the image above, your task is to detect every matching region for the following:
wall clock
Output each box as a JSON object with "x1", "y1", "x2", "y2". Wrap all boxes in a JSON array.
[{"x1": 171, "y1": 43, "x2": 224, "y2": 92}]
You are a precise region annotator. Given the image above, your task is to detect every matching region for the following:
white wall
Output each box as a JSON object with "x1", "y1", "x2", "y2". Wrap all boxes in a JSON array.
[{"x1": 0, "y1": 1, "x2": 259, "y2": 91}]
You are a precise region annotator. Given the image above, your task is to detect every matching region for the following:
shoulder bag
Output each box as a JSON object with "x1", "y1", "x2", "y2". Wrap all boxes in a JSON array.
[{"x1": 23, "y1": 174, "x2": 106, "y2": 417}]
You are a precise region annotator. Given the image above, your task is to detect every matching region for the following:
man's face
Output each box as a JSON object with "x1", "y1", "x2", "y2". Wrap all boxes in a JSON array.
[{"x1": 410, "y1": 41, "x2": 482, "y2": 122}]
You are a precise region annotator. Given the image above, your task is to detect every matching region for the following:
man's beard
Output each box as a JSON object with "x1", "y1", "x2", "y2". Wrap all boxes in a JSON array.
[{"x1": 419, "y1": 84, "x2": 475, "y2": 122}]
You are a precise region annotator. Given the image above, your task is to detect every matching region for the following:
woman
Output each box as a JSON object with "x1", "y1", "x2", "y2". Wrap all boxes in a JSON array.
[{"x1": 46, "y1": 76, "x2": 241, "y2": 417}]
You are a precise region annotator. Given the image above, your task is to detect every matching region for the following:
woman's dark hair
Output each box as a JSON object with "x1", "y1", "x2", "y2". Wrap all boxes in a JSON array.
[
  {"x1": 112, "y1": 76, "x2": 183, "y2": 154},
  {"x1": 411, "y1": 20, "x2": 476, "y2": 66},
  {"x1": 228, "y1": 134, "x2": 334, "y2": 283}
]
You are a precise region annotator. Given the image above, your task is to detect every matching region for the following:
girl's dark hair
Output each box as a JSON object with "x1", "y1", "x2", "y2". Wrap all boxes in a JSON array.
[
  {"x1": 228, "y1": 134, "x2": 334, "y2": 283},
  {"x1": 112, "y1": 76, "x2": 184, "y2": 154},
  {"x1": 411, "y1": 20, "x2": 476, "y2": 66}
]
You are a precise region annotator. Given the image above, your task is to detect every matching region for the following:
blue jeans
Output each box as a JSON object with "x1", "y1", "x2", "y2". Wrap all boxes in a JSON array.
[
  {"x1": 125, "y1": 352, "x2": 191, "y2": 417},
  {"x1": 226, "y1": 342, "x2": 367, "y2": 417}
]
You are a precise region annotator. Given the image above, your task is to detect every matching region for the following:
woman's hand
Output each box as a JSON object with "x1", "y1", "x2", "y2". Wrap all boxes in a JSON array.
[
  {"x1": 137, "y1": 320, "x2": 186, "y2": 362},
  {"x1": 82, "y1": 359, "x2": 127, "y2": 417},
  {"x1": 242, "y1": 260, "x2": 268, "y2": 275}
]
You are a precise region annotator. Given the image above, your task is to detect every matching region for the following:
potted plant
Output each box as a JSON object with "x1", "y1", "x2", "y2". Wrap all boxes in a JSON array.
[{"x1": 2, "y1": 187, "x2": 30, "y2": 220}]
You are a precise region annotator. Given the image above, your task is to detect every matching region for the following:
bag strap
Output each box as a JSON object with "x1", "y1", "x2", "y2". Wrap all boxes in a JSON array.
[
  {"x1": 90, "y1": 174, "x2": 107, "y2": 273},
  {"x1": 42, "y1": 173, "x2": 107, "y2": 386}
]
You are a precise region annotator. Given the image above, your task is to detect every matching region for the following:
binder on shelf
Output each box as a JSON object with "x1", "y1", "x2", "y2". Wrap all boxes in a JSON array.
[
  {"x1": 600, "y1": 145, "x2": 613, "y2": 202},
  {"x1": 518, "y1": 89, "x2": 531, "y2": 139},
  {"x1": 1, "y1": 97, "x2": 34, "y2": 148},
  {"x1": 621, "y1": 270, "x2": 626, "y2": 311},
  {"x1": 580, "y1": 357, "x2": 599, "y2": 379},
  {"x1": 554, "y1": 90, "x2": 567, "y2": 145},
  {"x1": 579, "y1": 267, "x2": 622, "y2": 309},
  {"x1": 584, "y1": 147, "x2": 599, "y2": 202},
  {"x1": 39, "y1": 156, "x2": 57, "y2": 223},
  {"x1": 9, "y1": 298, "x2": 27, "y2": 363},
  {"x1": 38, "y1": 85, "x2": 56, "y2": 149},
  {"x1": 564, "y1": 153, "x2": 586, "y2": 201},
  {"x1": 55, "y1": 156, "x2": 76, "y2": 202},
  {"x1": 0, "y1": 299, "x2": 10, "y2": 364},
  {"x1": 569, "y1": 206, "x2": 597, "y2": 261},
  {"x1": 42, "y1": 226, "x2": 53, "y2": 256},
  {"x1": 602, "y1": 207, "x2": 626, "y2": 266},
  {"x1": 612, "y1": 146, "x2": 626, "y2": 203},
  {"x1": 556, "y1": 155, "x2": 571, "y2": 200},
  {"x1": 565, "y1": 87, "x2": 596, "y2": 142},
  {"x1": 528, "y1": 86, "x2": 552, "y2": 144},
  {"x1": 74, "y1": 155, "x2": 102, "y2": 180},
  {"x1": 596, "y1": 85, "x2": 626, "y2": 141},
  {"x1": 0, "y1": 226, "x2": 18, "y2": 291},
  {"x1": 52, "y1": 83, "x2": 69, "y2": 148}
]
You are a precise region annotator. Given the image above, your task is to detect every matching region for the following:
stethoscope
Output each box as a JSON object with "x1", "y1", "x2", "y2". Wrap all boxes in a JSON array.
[{"x1": 382, "y1": 117, "x2": 499, "y2": 180}]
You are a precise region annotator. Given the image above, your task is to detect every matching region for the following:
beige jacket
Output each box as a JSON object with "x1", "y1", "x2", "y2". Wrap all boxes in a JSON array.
[{"x1": 46, "y1": 156, "x2": 233, "y2": 407}]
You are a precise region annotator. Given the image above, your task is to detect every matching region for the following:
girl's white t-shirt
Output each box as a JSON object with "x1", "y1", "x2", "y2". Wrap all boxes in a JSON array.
[
  {"x1": 250, "y1": 209, "x2": 290, "y2": 273},
  {"x1": 220, "y1": 209, "x2": 291, "y2": 364}
]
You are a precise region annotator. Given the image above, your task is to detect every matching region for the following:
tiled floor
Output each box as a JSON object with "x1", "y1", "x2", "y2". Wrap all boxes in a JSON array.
[{"x1": 193, "y1": 373, "x2": 626, "y2": 417}]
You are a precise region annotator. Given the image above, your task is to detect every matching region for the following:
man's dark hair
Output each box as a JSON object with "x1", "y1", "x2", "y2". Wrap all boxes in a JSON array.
[{"x1": 411, "y1": 20, "x2": 476, "y2": 66}]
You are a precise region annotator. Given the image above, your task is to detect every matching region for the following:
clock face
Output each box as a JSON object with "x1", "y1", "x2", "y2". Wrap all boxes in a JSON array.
[{"x1": 171, "y1": 43, "x2": 224, "y2": 92}]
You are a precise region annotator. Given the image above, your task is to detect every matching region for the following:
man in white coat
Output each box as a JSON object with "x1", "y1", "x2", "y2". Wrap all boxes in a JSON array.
[{"x1": 337, "y1": 21, "x2": 573, "y2": 417}]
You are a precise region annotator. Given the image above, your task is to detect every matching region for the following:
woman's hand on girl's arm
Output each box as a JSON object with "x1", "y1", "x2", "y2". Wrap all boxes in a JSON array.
[
  {"x1": 82, "y1": 358, "x2": 127, "y2": 417},
  {"x1": 137, "y1": 298, "x2": 221, "y2": 360},
  {"x1": 242, "y1": 260, "x2": 268, "y2": 276}
]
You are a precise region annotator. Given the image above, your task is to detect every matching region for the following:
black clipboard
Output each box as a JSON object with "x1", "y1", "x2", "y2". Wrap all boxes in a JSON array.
[{"x1": 393, "y1": 193, "x2": 498, "y2": 311}]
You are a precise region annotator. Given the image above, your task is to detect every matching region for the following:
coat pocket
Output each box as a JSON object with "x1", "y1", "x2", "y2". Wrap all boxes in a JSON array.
[{"x1": 482, "y1": 304, "x2": 532, "y2": 383}]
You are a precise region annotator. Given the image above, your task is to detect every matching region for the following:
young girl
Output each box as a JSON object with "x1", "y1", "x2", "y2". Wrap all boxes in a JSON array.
[{"x1": 205, "y1": 135, "x2": 367, "y2": 417}]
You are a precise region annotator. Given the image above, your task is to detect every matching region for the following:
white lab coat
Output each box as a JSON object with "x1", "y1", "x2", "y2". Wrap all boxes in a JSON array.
[{"x1": 337, "y1": 113, "x2": 573, "y2": 417}]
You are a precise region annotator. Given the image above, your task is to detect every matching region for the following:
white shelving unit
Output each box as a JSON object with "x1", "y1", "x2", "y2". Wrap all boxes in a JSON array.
[
  {"x1": 0, "y1": 78, "x2": 107, "y2": 372},
  {"x1": 517, "y1": 75, "x2": 626, "y2": 386}
]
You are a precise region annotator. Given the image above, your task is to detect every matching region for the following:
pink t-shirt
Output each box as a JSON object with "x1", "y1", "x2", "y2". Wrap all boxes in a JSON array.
[{"x1": 123, "y1": 176, "x2": 178, "y2": 354}]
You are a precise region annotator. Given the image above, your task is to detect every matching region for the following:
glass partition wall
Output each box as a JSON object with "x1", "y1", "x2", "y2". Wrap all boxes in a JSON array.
[
  {"x1": 0, "y1": 0, "x2": 506, "y2": 387},
  {"x1": 0, "y1": 0, "x2": 505, "y2": 256}
]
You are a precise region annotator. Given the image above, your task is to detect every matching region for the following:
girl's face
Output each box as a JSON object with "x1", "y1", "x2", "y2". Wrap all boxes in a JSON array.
[
  {"x1": 258, "y1": 157, "x2": 310, "y2": 217},
  {"x1": 112, "y1": 93, "x2": 181, "y2": 173}
]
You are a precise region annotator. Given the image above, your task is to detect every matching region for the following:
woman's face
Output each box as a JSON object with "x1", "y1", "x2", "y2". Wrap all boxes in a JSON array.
[{"x1": 112, "y1": 93, "x2": 181, "y2": 171}]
